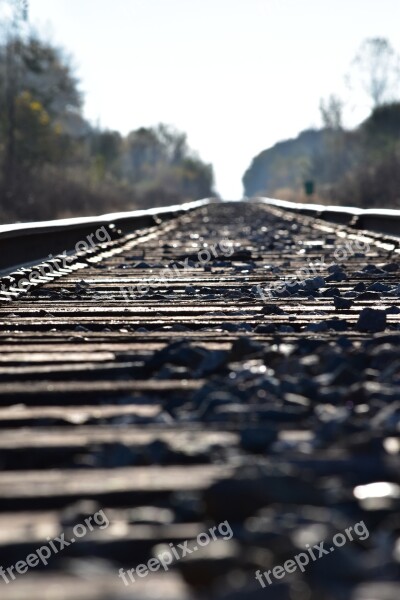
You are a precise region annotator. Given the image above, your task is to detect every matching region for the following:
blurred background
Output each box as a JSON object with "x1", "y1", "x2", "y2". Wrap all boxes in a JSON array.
[{"x1": 1, "y1": 0, "x2": 400, "y2": 223}]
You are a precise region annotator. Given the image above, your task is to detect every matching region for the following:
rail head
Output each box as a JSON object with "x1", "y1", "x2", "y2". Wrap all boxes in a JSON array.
[
  {"x1": 253, "y1": 197, "x2": 400, "y2": 237},
  {"x1": 3, "y1": 194, "x2": 398, "y2": 275},
  {"x1": 0, "y1": 198, "x2": 216, "y2": 274}
]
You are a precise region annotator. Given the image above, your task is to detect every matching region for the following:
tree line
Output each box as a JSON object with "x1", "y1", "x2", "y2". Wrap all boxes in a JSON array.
[
  {"x1": 0, "y1": 1, "x2": 214, "y2": 223},
  {"x1": 243, "y1": 38, "x2": 400, "y2": 208}
]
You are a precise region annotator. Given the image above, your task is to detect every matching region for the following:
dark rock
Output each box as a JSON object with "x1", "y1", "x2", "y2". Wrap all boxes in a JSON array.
[
  {"x1": 305, "y1": 322, "x2": 328, "y2": 332},
  {"x1": 327, "y1": 264, "x2": 343, "y2": 273},
  {"x1": 261, "y1": 304, "x2": 285, "y2": 315},
  {"x1": 321, "y1": 287, "x2": 341, "y2": 297},
  {"x1": 197, "y1": 392, "x2": 238, "y2": 418},
  {"x1": 382, "y1": 262, "x2": 399, "y2": 272},
  {"x1": 147, "y1": 341, "x2": 206, "y2": 370},
  {"x1": 254, "y1": 324, "x2": 277, "y2": 333},
  {"x1": 370, "y1": 344, "x2": 399, "y2": 369},
  {"x1": 229, "y1": 249, "x2": 253, "y2": 261},
  {"x1": 204, "y1": 467, "x2": 325, "y2": 521},
  {"x1": 334, "y1": 296, "x2": 353, "y2": 310},
  {"x1": 302, "y1": 276, "x2": 325, "y2": 291},
  {"x1": 221, "y1": 323, "x2": 246, "y2": 332},
  {"x1": 280, "y1": 281, "x2": 301, "y2": 295},
  {"x1": 229, "y1": 337, "x2": 263, "y2": 361},
  {"x1": 240, "y1": 426, "x2": 278, "y2": 453},
  {"x1": 195, "y1": 350, "x2": 229, "y2": 377},
  {"x1": 278, "y1": 324, "x2": 295, "y2": 333},
  {"x1": 176, "y1": 539, "x2": 239, "y2": 589},
  {"x1": 367, "y1": 282, "x2": 391, "y2": 293},
  {"x1": 356, "y1": 291, "x2": 382, "y2": 301},
  {"x1": 336, "y1": 335, "x2": 353, "y2": 349},
  {"x1": 133, "y1": 261, "x2": 151, "y2": 268},
  {"x1": 356, "y1": 308, "x2": 387, "y2": 333},
  {"x1": 168, "y1": 324, "x2": 191, "y2": 332},
  {"x1": 326, "y1": 270, "x2": 348, "y2": 282},
  {"x1": 371, "y1": 402, "x2": 400, "y2": 431},
  {"x1": 354, "y1": 282, "x2": 366, "y2": 292},
  {"x1": 362, "y1": 264, "x2": 387, "y2": 275},
  {"x1": 386, "y1": 306, "x2": 400, "y2": 314}
]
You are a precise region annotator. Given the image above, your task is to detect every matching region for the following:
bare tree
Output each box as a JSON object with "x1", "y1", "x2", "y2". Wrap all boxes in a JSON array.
[
  {"x1": 350, "y1": 37, "x2": 400, "y2": 108},
  {"x1": 319, "y1": 94, "x2": 344, "y2": 129}
]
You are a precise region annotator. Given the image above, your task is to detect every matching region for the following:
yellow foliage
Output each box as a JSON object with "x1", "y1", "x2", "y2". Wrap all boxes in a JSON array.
[
  {"x1": 39, "y1": 112, "x2": 50, "y2": 126},
  {"x1": 18, "y1": 90, "x2": 32, "y2": 103},
  {"x1": 30, "y1": 101, "x2": 42, "y2": 112}
]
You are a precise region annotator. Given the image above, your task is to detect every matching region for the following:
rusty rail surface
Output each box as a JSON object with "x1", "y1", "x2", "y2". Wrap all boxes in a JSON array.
[{"x1": 0, "y1": 200, "x2": 399, "y2": 599}]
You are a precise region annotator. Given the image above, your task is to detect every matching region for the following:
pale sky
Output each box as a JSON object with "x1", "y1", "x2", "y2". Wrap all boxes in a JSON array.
[{"x1": 27, "y1": 0, "x2": 400, "y2": 198}]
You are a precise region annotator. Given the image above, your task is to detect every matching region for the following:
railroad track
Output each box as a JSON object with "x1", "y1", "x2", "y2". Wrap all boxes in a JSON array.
[{"x1": 0, "y1": 200, "x2": 399, "y2": 599}]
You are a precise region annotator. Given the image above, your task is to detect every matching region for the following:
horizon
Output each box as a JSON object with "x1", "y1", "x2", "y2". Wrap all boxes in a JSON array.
[{"x1": 24, "y1": 0, "x2": 400, "y2": 198}]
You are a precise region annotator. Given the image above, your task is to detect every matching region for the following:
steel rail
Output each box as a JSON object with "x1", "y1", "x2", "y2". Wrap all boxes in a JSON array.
[
  {"x1": 0, "y1": 198, "x2": 215, "y2": 273},
  {"x1": 0, "y1": 199, "x2": 399, "y2": 599},
  {"x1": 255, "y1": 196, "x2": 400, "y2": 236}
]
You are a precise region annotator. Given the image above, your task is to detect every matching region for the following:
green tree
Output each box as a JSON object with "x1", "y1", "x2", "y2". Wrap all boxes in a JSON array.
[{"x1": 0, "y1": 33, "x2": 84, "y2": 196}]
